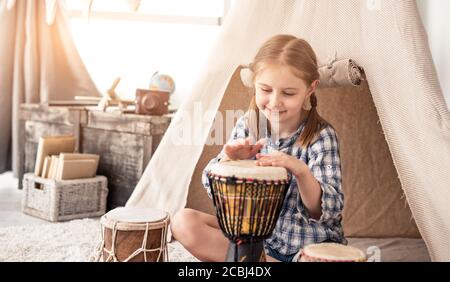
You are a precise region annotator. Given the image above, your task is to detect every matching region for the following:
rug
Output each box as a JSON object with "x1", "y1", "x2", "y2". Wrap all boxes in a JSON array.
[{"x1": 0, "y1": 218, "x2": 199, "y2": 262}]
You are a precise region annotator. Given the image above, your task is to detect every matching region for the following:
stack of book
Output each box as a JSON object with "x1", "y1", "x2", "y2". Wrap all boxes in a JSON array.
[{"x1": 35, "y1": 136, "x2": 100, "y2": 180}]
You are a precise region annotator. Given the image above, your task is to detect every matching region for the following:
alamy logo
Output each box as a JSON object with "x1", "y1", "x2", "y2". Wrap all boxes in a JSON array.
[
  {"x1": 167, "y1": 102, "x2": 280, "y2": 147},
  {"x1": 366, "y1": 246, "x2": 381, "y2": 262},
  {"x1": 367, "y1": 0, "x2": 382, "y2": 11}
]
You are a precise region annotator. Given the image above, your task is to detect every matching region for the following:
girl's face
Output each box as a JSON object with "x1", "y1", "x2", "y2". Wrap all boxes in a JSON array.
[{"x1": 254, "y1": 62, "x2": 315, "y2": 127}]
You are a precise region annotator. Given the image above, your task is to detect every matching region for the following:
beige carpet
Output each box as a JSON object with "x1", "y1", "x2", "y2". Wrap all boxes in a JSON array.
[
  {"x1": 0, "y1": 217, "x2": 430, "y2": 262},
  {"x1": 0, "y1": 218, "x2": 198, "y2": 262}
]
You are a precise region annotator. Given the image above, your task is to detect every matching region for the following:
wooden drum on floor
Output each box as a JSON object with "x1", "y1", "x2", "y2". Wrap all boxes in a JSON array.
[
  {"x1": 99, "y1": 207, "x2": 170, "y2": 262},
  {"x1": 299, "y1": 243, "x2": 366, "y2": 262}
]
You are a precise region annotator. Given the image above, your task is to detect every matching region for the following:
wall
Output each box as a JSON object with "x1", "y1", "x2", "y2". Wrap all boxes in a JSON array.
[{"x1": 416, "y1": 0, "x2": 450, "y2": 110}]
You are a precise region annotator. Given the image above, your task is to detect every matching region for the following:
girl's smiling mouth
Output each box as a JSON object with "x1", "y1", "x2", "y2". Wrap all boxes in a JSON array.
[{"x1": 264, "y1": 107, "x2": 287, "y2": 115}]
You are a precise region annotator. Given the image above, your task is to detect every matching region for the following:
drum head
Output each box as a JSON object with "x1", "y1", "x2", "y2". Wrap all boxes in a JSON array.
[
  {"x1": 101, "y1": 207, "x2": 169, "y2": 230},
  {"x1": 210, "y1": 160, "x2": 288, "y2": 182},
  {"x1": 302, "y1": 243, "x2": 366, "y2": 262}
]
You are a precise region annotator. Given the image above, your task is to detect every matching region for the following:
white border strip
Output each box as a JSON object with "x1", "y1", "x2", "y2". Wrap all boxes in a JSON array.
[{"x1": 68, "y1": 10, "x2": 223, "y2": 26}]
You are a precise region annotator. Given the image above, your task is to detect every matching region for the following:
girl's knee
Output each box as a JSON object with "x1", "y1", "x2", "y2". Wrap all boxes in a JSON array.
[
  {"x1": 170, "y1": 208, "x2": 201, "y2": 240},
  {"x1": 172, "y1": 208, "x2": 199, "y2": 225}
]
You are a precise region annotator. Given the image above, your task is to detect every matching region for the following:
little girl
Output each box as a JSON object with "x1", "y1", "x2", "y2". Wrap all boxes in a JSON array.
[{"x1": 171, "y1": 34, "x2": 346, "y2": 262}]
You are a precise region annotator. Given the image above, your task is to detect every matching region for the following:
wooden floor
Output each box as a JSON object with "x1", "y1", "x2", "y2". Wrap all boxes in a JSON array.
[{"x1": 0, "y1": 171, "x2": 47, "y2": 228}]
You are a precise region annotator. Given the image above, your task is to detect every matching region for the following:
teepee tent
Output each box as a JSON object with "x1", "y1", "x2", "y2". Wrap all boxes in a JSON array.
[{"x1": 127, "y1": 0, "x2": 450, "y2": 261}]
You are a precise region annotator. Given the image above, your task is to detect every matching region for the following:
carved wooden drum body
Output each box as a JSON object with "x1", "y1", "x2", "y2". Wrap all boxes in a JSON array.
[{"x1": 100, "y1": 207, "x2": 170, "y2": 262}]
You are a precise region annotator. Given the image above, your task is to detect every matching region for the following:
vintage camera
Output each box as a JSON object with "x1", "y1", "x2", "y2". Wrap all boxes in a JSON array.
[{"x1": 135, "y1": 89, "x2": 169, "y2": 115}]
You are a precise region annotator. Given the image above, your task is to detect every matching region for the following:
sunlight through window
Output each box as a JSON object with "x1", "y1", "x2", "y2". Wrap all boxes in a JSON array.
[{"x1": 65, "y1": 0, "x2": 229, "y2": 109}]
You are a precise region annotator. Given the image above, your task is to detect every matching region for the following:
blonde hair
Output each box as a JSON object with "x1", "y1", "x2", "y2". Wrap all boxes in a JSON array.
[{"x1": 247, "y1": 34, "x2": 329, "y2": 148}]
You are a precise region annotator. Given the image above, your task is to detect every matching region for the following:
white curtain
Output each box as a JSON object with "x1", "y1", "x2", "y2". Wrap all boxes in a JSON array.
[{"x1": 0, "y1": 0, "x2": 100, "y2": 174}]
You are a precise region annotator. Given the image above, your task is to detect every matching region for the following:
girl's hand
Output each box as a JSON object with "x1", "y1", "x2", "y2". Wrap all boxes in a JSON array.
[
  {"x1": 255, "y1": 150, "x2": 308, "y2": 177},
  {"x1": 224, "y1": 137, "x2": 266, "y2": 160}
]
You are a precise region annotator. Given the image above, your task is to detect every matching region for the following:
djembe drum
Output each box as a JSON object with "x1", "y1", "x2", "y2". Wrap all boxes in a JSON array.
[
  {"x1": 299, "y1": 243, "x2": 367, "y2": 262},
  {"x1": 208, "y1": 160, "x2": 289, "y2": 262},
  {"x1": 98, "y1": 207, "x2": 170, "y2": 262}
]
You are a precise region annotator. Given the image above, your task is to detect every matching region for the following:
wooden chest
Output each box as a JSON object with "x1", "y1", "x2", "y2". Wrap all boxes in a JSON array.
[{"x1": 18, "y1": 104, "x2": 171, "y2": 210}]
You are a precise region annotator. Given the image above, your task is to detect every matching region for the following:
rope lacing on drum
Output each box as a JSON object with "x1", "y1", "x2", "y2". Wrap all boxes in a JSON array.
[
  {"x1": 97, "y1": 216, "x2": 170, "y2": 262},
  {"x1": 121, "y1": 219, "x2": 170, "y2": 262},
  {"x1": 100, "y1": 221, "x2": 120, "y2": 262}
]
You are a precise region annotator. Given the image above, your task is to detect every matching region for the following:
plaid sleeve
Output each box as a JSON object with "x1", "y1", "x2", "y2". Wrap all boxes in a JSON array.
[
  {"x1": 305, "y1": 125, "x2": 344, "y2": 224},
  {"x1": 201, "y1": 115, "x2": 248, "y2": 198}
]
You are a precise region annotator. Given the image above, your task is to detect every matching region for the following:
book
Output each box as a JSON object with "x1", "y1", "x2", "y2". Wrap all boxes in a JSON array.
[
  {"x1": 44, "y1": 100, "x2": 100, "y2": 106},
  {"x1": 55, "y1": 153, "x2": 100, "y2": 180},
  {"x1": 34, "y1": 136, "x2": 76, "y2": 177},
  {"x1": 41, "y1": 156, "x2": 52, "y2": 179},
  {"x1": 56, "y1": 159, "x2": 98, "y2": 180},
  {"x1": 48, "y1": 155, "x2": 59, "y2": 180}
]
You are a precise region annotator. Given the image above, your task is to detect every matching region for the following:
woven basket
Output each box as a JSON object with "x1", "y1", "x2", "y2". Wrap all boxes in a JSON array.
[{"x1": 22, "y1": 173, "x2": 108, "y2": 222}]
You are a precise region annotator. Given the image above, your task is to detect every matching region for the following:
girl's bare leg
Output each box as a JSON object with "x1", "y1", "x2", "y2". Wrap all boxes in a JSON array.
[
  {"x1": 171, "y1": 208, "x2": 229, "y2": 262},
  {"x1": 171, "y1": 208, "x2": 281, "y2": 262}
]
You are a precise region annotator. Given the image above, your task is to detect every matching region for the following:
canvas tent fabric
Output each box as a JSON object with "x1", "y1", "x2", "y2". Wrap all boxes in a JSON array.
[
  {"x1": 184, "y1": 62, "x2": 423, "y2": 240},
  {"x1": 124, "y1": 0, "x2": 450, "y2": 261},
  {"x1": 0, "y1": 0, "x2": 100, "y2": 174}
]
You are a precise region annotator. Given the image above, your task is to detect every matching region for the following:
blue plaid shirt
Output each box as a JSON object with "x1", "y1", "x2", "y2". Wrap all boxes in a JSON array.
[{"x1": 202, "y1": 114, "x2": 346, "y2": 257}]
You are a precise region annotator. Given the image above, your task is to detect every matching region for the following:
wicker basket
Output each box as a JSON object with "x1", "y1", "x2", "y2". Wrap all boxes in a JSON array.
[{"x1": 22, "y1": 173, "x2": 108, "y2": 222}]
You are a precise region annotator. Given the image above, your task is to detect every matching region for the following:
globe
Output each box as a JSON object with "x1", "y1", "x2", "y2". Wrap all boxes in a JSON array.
[{"x1": 149, "y1": 72, "x2": 176, "y2": 95}]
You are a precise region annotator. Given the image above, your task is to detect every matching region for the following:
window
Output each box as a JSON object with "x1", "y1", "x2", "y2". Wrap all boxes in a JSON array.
[{"x1": 65, "y1": 0, "x2": 231, "y2": 109}]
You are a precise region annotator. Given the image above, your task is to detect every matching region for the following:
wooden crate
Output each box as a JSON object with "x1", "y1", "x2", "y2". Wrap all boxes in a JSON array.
[{"x1": 18, "y1": 104, "x2": 171, "y2": 210}]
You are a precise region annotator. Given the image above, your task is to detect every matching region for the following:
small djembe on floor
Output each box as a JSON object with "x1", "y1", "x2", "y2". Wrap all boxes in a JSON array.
[
  {"x1": 97, "y1": 207, "x2": 170, "y2": 262},
  {"x1": 208, "y1": 160, "x2": 289, "y2": 262},
  {"x1": 298, "y1": 243, "x2": 367, "y2": 262}
]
